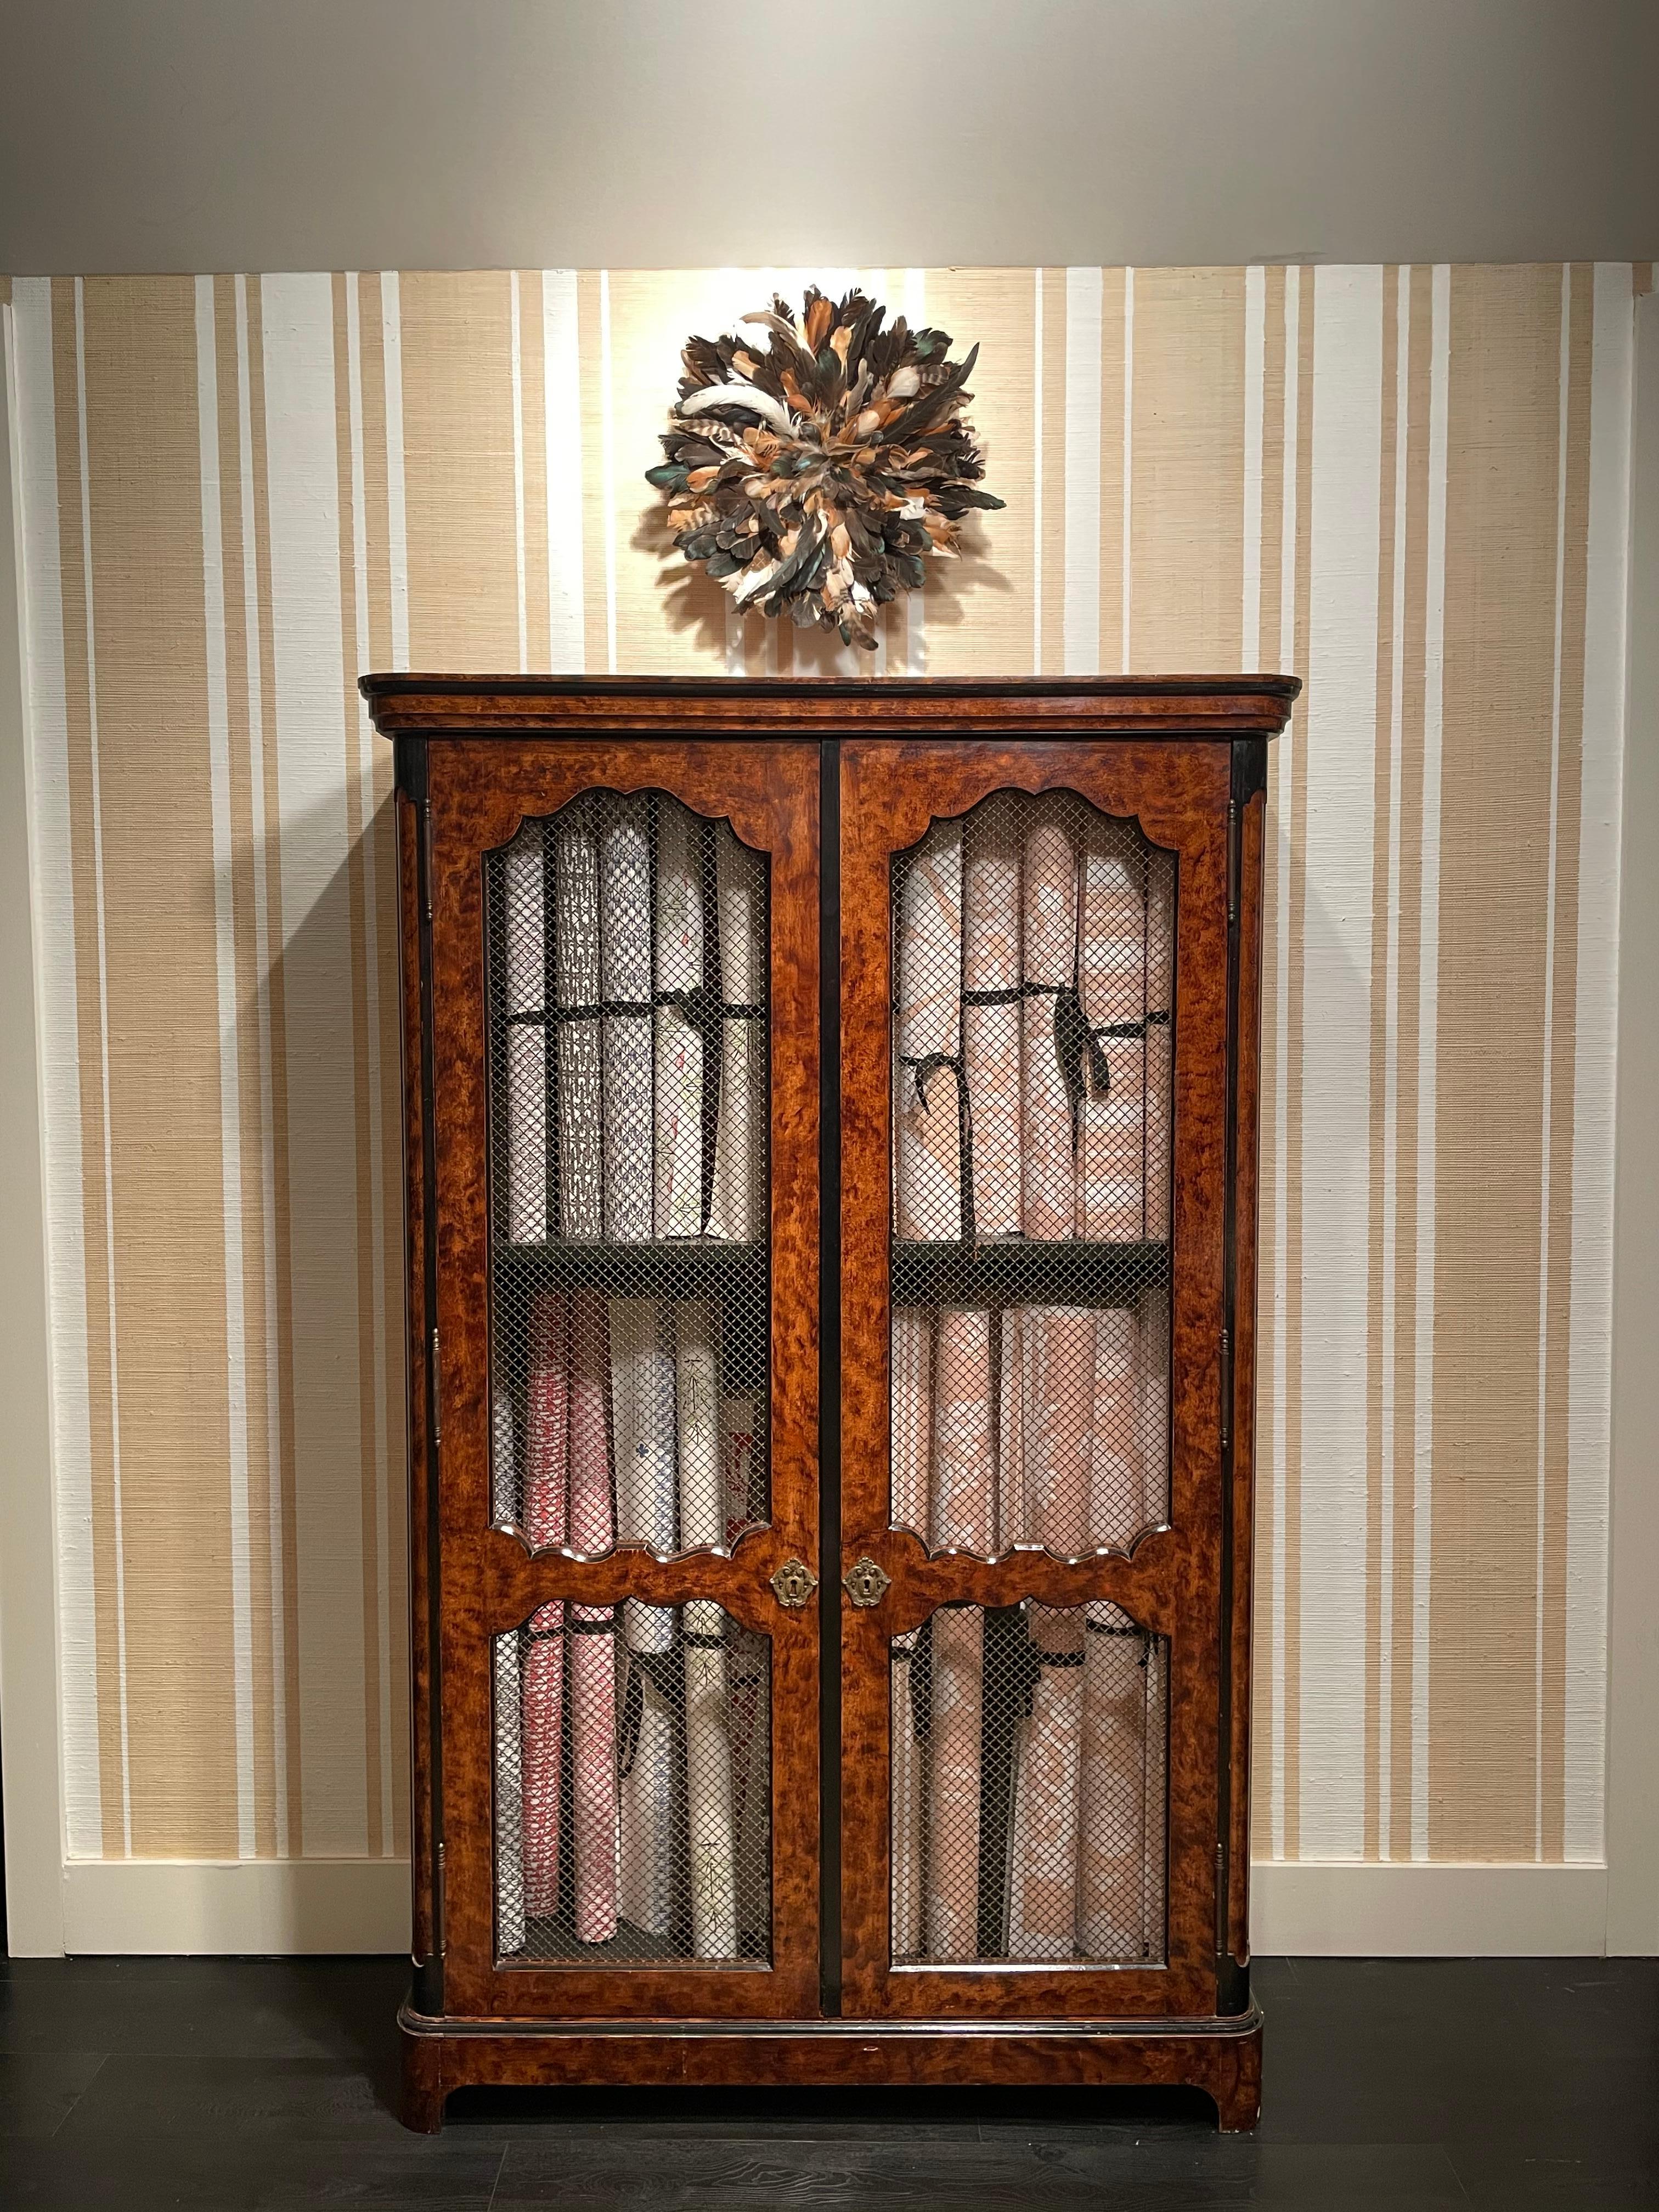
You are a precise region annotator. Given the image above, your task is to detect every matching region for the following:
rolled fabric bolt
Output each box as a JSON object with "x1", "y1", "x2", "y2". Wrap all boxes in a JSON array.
[
  {"x1": 684, "y1": 1599, "x2": 738, "y2": 1957},
  {"x1": 925, "y1": 1607, "x2": 983, "y2": 1962},
  {"x1": 890, "y1": 1306, "x2": 933, "y2": 1538},
  {"x1": 932, "y1": 1308, "x2": 995, "y2": 1555},
  {"x1": 521, "y1": 1291, "x2": 571, "y2": 1916},
  {"x1": 1146, "y1": 853, "x2": 1175, "y2": 1240},
  {"x1": 708, "y1": 823, "x2": 765, "y2": 1242},
  {"x1": 1079, "y1": 1606, "x2": 1149, "y2": 1959},
  {"x1": 555, "y1": 812, "x2": 603, "y2": 1239},
  {"x1": 503, "y1": 822, "x2": 548, "y2": 1244},
  {"x1": 1007, "y1": 1605, "x2": 1085, "y2": 1960},
  {"x1": 1020, "y1": 1305, "x2": 1095, "y2": 1557},
  {"x1": 721, "y1": 1391, "x2": 769, "y2": 1950},
  {"x1": 1142, "y1": 1636, "x2": 1170, "y2": 1954},
  {"x1": 1087, "y1": 1305, "x2": 1144, "y2": 1551},
  {"x1": 567, "y1": 1291, "x2": 618, "y2": 1943},
  {"x1": 1020, "y1": 805, "x2": 1079, "y2": 1242},
  {"x1": 618, "y1": 1607, "x2": 679, "y2": 1938},
  {"x1": 721, "y1": 1391, "x2": 760, "y2": 1544},
  {"x1": 891, "y1": 1630, "x2": 925, "y2": 1959},
  {"x1": 610, "y1": 1297, "x2": 679, "y2": 1936},
  {"x1": 655, "y1": 805, "x2": 704, "y2": 1236},
  {"x1": 610, "y1": 1298, "x2": 677, "y2": 1558},
  {"x1": 601, "y1": 800, "x2": 654, "y2": 1242},
  {"x1": 963, "y1": 800, "x2": 1023, "y2": 1238},
  {"x1": 675, "y1": 1301, "x2": 723, "y2": 1550},
  {"x1": 1139, "y1": 1286, "x2": 1172, "y2": 1526},
  {"x1": 492, "y1": 1631, "x2": 527, "y2": 1956},
  {"x1": 894, "y1": 824, "x2": 963, "y2": 1241},
  {"x1": 1079, "y1": 828, "x2": 1148, "y2": 1240},
  {"x1": 996, "y1": 1307, "x2": 1024, "y2": 1556}
]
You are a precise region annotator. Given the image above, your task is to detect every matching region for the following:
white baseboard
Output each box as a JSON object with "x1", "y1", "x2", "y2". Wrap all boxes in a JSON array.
[
  {"x1": 60, "y1": 1857, "x2": 413, "y2": 1956},
  {"x1": 1250, "y1": 1859, "x2": 1613, "y2": 1956},
  {"x1": 48, "y1": 1854, "x2": 1628, "y2": 1960}
]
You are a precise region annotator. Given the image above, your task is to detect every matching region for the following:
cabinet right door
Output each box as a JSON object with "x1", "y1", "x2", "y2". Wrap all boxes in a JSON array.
[{"x1": 838, "y1": 737, "x2": 1232, "y2": 2022}]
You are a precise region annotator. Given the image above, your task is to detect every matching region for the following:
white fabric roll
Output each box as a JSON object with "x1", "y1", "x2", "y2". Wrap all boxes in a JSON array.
[
  {"x1": 1079, "y1": 1606, "x2": 1148, "y2": 1959},
  {"x1": 890, "y1": 1306, "x2": 933, "y2": 1538},
  {"x1": 503, "y1": 822, "x2": 549, "y2": 1244},
  {"x1": 1087, "y1": 1306, "x2": 1144, "y2": 1551},
  {"x1": 1139, "y1": 1285, "x2": 1171, "y2": 1527},
  {"x1": 962, "y1": 802, "x2": 1023, "y2": 1238},
  {"x1": 728, "y1": 1620, "x2": 770, "y2": 1954},
  {"x1": 655, "y1": 804, "x2": 705, "y2": 1237},
  {"x1": 932, "y1": 1308, "x2": 995, "y2": 1555},
  {"x1": 492, "y1": 1632, "x2": 526, "y2": 1957},
  {"x1": 1079, "y1": 829, "x2": 1148, "y2": 1242},
  {"x1": 601, "y1": 800, "x2": 654, "y2": 1243},
  {"x1": 555, "y1": 812, "x2": 603, "y2": 1240},
  {"x1": 1146, "y1": 851, "x2": 1175, "y2": 1240},
  {"x1": 708, "y1": 823, "x2": 765, "y2": 1243},
  {"x1": 675, "y1": 1300, "x2": 723, "y2": 1550},
  {"x1": 891, "y1": 1629, "x2": 925, "y2": 1960},
  {"x1": 1021, "y1": 806, "x2": 1079, "y2": 1241},
  {"x1": 617, "y1": 1618, "x2": 679, "y2": 1938},
  {"x1": 1007, "y1": 1606, "x2": 1084, "y2": 1960},
  {"x1": 893, "y1": 823, "x2": 963, "y2": 1242},
  {"x1": 925, "y1": 1606, "x2": 983, "y2": 1962},
  {"x1": 997, "y1": 1306, "x2": 1024, "y2": 1557},
  {"x1": 684, "y1": 1598, "x2": 738, "y2": 1957},
  {"x1": 610, "y1": 1297, "x2": 678, "y2": 1562}
]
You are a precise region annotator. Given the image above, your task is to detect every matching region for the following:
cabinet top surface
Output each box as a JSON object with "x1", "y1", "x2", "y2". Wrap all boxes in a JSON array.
[{"x1": 360, "y1": 672, "x2": 1298, "y2": 739}]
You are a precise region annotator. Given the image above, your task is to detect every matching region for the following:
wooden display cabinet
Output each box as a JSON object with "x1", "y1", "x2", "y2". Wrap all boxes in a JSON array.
[{"x1": 363, "y1": 673, "x2": 1296, "y2": 2132}]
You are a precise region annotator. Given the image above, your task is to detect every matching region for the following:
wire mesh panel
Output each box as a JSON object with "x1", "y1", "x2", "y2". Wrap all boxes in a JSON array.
[
  {"x1": 891, "y1": 1600, "x2": 1167, "y2": 1967},
  {"x1": 890, "y1": 792, "x2": 1175, "y2": 1557},
  {"x1": 484, "y1": 794, "x2": 770, "y2": 1554},
  {"x1": 494, "y1": 1600, "x2": 772, "y2": 1966}
]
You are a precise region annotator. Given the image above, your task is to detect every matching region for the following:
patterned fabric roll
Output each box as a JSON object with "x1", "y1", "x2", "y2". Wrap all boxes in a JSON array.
[
  {"x1": 962, "y1": 800, "x2": 1023, "y2": 1238},
  {"x1": 1146, "y1": 853, "x2": 1175, "y2": 1240},
  {"x1": 521, "y1": 1291, "x2": 571, "y2": 1917},
  {"x1": 894, "y1": 824, "x2": 963, "y2": 1242},
  {"x1": 890, "y1": 1306, "x2": 933, "y2": 1538},
  {"x1": 1079, "y1": 1607, "x2": 1149, "y2": 1959},
  {"x1": 1087, "y1": 1306, "x2": 1144, "y2": 1551},
  {"x1": 503, "y1": 821, "x2": 548, "y2": 1244},
  {"x1": 890, "y1": 1629, "x2": 924, "y2": 1960},
  {"x1": 721, "y1": 1390, "x2": 761, "y2": 1545},
  {"x1": 932, "y1": 1308, "x2": 995, "y2": 1554},
  {"x1": 1020, "y1": 806, "x2": 1079, "y2": 1240},
  {"x1": 684, "y1": 1598, "x2": 738, "y2": 1957},
  {"x1": 492, "y1": 1631, "x2": 526, "y2": 1956},
  {"x1": 618, "y1": 1606, "x2": 679, "y2": 1937},
  {"x1": 1019, "y1": 1305, "x2": 1096, "y2": 1557},
  {"x1": 1007, "y1": 1605, "x2": 1085, "y2": 1959},
  {"x1": 567, "y1": 1291, "x2": 618, "y2": 1943},
  {"x1": 1079, "y1": 828, "x2": 1148, "y2": 1241},
  {"x1": 675, "y1": 1301, "x2": 723, "y2": 1550},
  {"x1": 601, "y1": 800, "x2": 654, "y2": 1243},
  {"x1": 555, "y1": 812, "x2": 603, "y2": 1240},
  {"x1": 708, "y1": 823, "x2": 765, "y2": 1243},
  {"x1": 925, "y1": 1606, "x2": 984, "y2": 1963},
  {"x1": 655, "y1": 804, "x2": 705, "y2": 1237},
  {"x1": 1139, "y1": 1285, "x2": 1172, "y2": 1526}
]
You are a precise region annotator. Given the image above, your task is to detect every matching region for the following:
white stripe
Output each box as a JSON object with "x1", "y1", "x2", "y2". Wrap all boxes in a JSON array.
[
  {"x1": 1243, "y1": 267, "x2": 1265, "y2": 668},
  {"x1": 509, "y1": 272, "x2": 528, "y2": 674},
  {"x1": 74, "y1": 279, "x2": 133, "y2": 1855},
  {"x1": 1564, "y1": 264, "x2": 1632, "y2": 1860},
  {"x1": 599, "y1": 270, "x2": 617, "y2": 673},
  {"x1": 1031, "y1": 267, "x2": 1043, "y2": 673},
  {"x1": 194, "y1": 278, "x2": 256, "y2": 1857},
  {"x1": 1412, "y1": 264, "x2": 1451, "y2": 1859},
  {"x1": 541, "y1": 271, "x2": 584, "y2": 672},
  {"x1": 902, "y1": 268, "x2": 927, "y2": 674},
  {"x1": 379, "y1": 274, "x2": 409, "y2": 669},
  {"x1": 1121, "y1": 268, "x2": 1135, "y2": 672},
  {"x1": 1297, "y1": 267, "x2": 1384, "y2": 1858},
  {"x1": 1063, "y1": 267, "x2": 1102, "y2": 673},
  {"x1": 11, "y1": 280, "x2": 101, "y2": 1857},
  {"x1": 235, "y1": 276, "x2": 290, "y2": 1850},
  {"x1": 1535, "y1": 264, "x2": 1572, "y2": 1859},
  {"x1": 1378, "y1": 262, "x2": 1411, "y2": 1856}
]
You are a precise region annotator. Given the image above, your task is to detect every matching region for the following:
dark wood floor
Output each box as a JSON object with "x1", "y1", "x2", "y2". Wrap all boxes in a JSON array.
[{"x1": 0, "y1": 1954, "x2": 1654, "y2": 2207}]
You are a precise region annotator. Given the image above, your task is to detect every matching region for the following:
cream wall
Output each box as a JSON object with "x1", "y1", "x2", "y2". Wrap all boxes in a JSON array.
[{"x1": 0, "y1": 261, "x2": 1649, "y2": 1946}]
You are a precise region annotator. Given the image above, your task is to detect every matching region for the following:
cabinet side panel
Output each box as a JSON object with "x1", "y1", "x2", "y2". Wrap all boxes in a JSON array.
[
  {"x1": 399, "y1": 783, "x2": 435, "y2": 1973},
  {"x1": 1229, "y1": 781, "x2": 1266, "y2": 1966}
]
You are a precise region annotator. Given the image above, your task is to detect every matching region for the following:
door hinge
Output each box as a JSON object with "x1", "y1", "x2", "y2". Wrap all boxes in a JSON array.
[
  {"x1": 430, "y1": 1327, "x2": 442, "y2": 1449},
  {"x1": 1219, "y1": 1328, "x2": 1232, "y2": 1453}
]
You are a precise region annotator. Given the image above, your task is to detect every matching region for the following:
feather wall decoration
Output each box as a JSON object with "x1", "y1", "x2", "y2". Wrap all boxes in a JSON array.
[{"x1": 648, "y1": 286, "x2": 1005, "y2": 652}]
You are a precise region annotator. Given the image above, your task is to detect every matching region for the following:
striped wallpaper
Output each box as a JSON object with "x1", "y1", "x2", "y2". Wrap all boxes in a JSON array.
[{"x1": 4, "y1": 264, "x2": 1638, "y2": 1870}]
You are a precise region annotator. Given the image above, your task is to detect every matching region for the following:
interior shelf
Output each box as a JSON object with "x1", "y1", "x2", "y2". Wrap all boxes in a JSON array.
[{"x1": 891, "y1": 1238, "x2": 1170, "y2": 1307}]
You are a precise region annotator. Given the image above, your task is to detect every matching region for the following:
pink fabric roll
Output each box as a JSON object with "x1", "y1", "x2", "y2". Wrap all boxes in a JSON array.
[
  {"x1": 1007, "y1": 1605, "x2": 1085, "y2": 1960},
  {"x1": 932, "y1": 1308, "x2": 995, "y2": 1555},
  {"x1": 890, "y1": 1306, "x2": 933, "y2": 1538},
  {"x1": 1020, "y1": 808, "x2": 1079, "y2": 1241},
  {"x1": 962, "y1": 802, "x2": 1023, "y2": 1238},
  {"x1": 521, "y1": 1291, "x2": 571, "y2": 1917},
  {"x1": 1019, "y1": 1305, "x2": 1095, "y2": 1557},
  {"x1": 567, "y1": 1290, "x2": 618, "y2": 1943},
  {"x1": 1079, "y1": 829, "x2": 1148, "y2": 1241},
  {"x1": 996, "y1": 1306, "x2": 1024, "y2": 1556},
  {"x1": 1146, "y1": 851, "x2": 1175, "y2": 1241},
  {"x1": 894, "y1": 825, "x2": 963, "y2": 1242},
  {"x1": 1087, "y1": 1306, "x2": 1144, "y2": 1553},
  {"x1": 925, "y1": 1606, "x2": 984, "y2": 1962},
  {"x1": 1079, "y1": 1606, "x2": 1148, "y2": 1959},
  {"x1": 891, "y1": 1630, "x2": 924, "y2": 1960},
  {"x1": 1138, "y1": 1285, "x2": 1172, "y2": 1527}
]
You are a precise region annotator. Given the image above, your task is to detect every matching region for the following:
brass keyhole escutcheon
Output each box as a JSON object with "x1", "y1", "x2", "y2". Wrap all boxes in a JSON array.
[
  {"x1": 842, "y1": 1556, "x2": 891, "y2": 1607},
  {"x1": 770, "y1": 1558, "x2": 818, "y2": 1609}
]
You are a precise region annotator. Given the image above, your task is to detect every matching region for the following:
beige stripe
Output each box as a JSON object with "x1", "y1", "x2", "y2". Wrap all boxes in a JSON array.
[
  {"x1": 1097, "y1": 273, "x2": 1127, "y2": 673},
  {"x1": 1038, "y1": 267, "x2": 1067, "y2": 676},
  {"x1": 1128, "y1": 267, "x2": 1247, "y2": 669},
  {"x1": 1362, "y1": 269, "x2": 1402, "y2": 1859},
  {"x1": 518, "y1": 271, "x2": 552, "y2": 673},
  {"x1": 1429, "y1": 266, "x2": 1564, "y2": 1858},
  {"x1": 244, "y1": 274, "x2": 306, "y2": 1853},
  {"x1": 82, "y1": 278, "x2": 239, "y2": 1854},
  {"x1": 50, "y1": 278, "x2": 120, "y2": 1854},
  {"x1": 576, "y1": 272, "x2": 610, "y2": 676},
  {"x1": 213, "y1": 274, "x2": 279, "y2": 1855},
  {"x1": 1539, "y1": 265, "x2": 1594, "y2": 1860}
]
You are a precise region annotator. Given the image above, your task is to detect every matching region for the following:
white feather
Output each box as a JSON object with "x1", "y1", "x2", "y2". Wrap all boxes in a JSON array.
[{"x1": 678, "y1": 382, "x2": 796, "y2": 438}]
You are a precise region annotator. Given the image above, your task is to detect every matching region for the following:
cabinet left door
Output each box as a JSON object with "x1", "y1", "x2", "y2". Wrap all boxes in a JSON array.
[{"x1": 416, "y1": 736, "x2": 821, "y2": 2021}]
